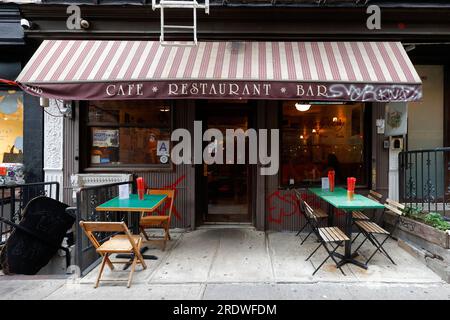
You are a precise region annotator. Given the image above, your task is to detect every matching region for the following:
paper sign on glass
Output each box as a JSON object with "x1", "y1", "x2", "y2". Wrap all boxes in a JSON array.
[
  {"x1": 119, "y1": 184, "x2": 130, "y2": 199},
  {"x1": 321, "y1": 177, "x2": 330, "y2": 190},
  {"x1": 92, "y1": 129, "x2": 119, "y2": 147},
  {"x1": 157, "y1": 140, "x2": 169, "y2": 156}
]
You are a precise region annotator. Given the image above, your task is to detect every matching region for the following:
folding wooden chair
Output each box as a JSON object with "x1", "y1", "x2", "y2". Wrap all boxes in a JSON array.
[
  {"x1": 352, "y1": 190, "x2": 383, "y2": 221},
  {"x1": 302, "y1": 200, "x2": 349, "y2": 276},
  {"x1": 139, "y1": 189, "x2": 175, "y2": 251},
  {"x1": 353, "y1": 199, "x2": 405, "y2": 266},
  {"x1": 351, "y1": 190, "x2": 383, "y2": 243},
  {"x1": 293, "y1": 189, "x2": 328, "y2": 245},
  {"x1": 79, "y1": 221, "x2": 147, "y2": 288}
]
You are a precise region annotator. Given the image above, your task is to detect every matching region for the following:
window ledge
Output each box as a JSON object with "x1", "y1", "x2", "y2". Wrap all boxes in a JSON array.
[{"x1": 83, "y1": 166, "x2": 174, "y2": 173}]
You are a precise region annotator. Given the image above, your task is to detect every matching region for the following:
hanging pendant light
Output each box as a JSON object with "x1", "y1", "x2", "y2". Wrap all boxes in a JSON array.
[{"x1": 295, "y1": 103, "x2": 311, "y2": 112}]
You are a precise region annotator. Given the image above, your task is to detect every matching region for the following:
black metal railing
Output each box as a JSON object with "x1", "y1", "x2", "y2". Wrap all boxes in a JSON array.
[
  {"x1": 399, "y1": 147, "x2": 450, "y2": 217},
  {"x1": 0, "y1": 182, "x2": 60, "y2": 245},
  {"x1": 71, "y1": 181, "x2": 136, "y2": 275}
]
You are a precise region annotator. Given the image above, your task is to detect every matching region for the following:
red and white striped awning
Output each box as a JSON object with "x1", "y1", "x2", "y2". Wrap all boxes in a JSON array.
[{"x1": 17, "y1": 40, "x2": 422, "y2": 102}]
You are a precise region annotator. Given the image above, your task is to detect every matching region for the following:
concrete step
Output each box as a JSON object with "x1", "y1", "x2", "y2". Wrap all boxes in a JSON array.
[{"x1": 398, "y1": 239, "x2": 450, "y2": 283}]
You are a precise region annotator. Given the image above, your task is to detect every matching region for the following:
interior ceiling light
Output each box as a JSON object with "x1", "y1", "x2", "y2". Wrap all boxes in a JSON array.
[{"x1": 295, "y1": 103, "x2": 311, "y2": 112}]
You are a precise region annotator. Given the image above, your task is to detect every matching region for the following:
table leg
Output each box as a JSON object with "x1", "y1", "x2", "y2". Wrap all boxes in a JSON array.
[
  {"x1": 345, "y1": 210, "x2": 352, "y2": 258},
  {"x1": 118, "y1": 212, "x2": 159, "y2": 270},
  {"x1": 334, "y1": 253, "x2": 367, "y2": 269},
  {"x1": 327, "y1": 203, "x2": 334, "y2": 226},
  {"x1": 331, "y1": 210, "x2": 366, "y2": 270}
]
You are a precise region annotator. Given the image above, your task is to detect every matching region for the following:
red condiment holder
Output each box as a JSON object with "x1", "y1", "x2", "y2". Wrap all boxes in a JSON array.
[
  {"x1": 347, "y1": 177, "x2": 356, "y2": 201},
  {"x1": 328, "y1": 170, "x2": 335, "y2": 192},
  {"x1": 136, "y1": 177, "x2": 145, "y2": 200}
]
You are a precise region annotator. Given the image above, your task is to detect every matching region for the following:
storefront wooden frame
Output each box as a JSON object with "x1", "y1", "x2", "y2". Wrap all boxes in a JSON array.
[{"x1": 78, "y1": 100, "x2": 176, "y2": 173}]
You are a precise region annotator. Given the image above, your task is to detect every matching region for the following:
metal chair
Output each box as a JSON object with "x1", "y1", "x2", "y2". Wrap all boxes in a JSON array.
[
  {"x1": 79, "y1": 221, "x2": 147, "y2": 288},
  {"x1": 353, "y1": 199, "x2": 405, "y2": 266},
  {"x1": 352, "y1": 190, "x2": 383, "y2": 221},
  {"x1": 302, "y1": 200, "x2": 349, "y2": 276},
  {"x1": 351, "y1": 190, "x2": 383, "y2": 243},
  {"x1": 139, "y1": 189, "x2": 174, "y2": 251},
  {"x1": 293, "y1": 189, "x2": 328, "y2": 245}
]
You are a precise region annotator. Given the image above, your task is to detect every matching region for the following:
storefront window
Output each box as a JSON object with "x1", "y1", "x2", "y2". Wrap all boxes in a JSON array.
[
  {"x1": 0, "y1": 91, "x2": 23, "y2": 164},
  {"x1": 281, "y1": 102, "x2": 367, "y2": 187},
  {"x1": 85, "y1": 100, "x2": 172, "y2": 168}
]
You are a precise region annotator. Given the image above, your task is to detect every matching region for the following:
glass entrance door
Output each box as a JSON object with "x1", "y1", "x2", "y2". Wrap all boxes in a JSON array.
[{"x1": 199, "y1": 102, "x2": 252, "y2": 223}]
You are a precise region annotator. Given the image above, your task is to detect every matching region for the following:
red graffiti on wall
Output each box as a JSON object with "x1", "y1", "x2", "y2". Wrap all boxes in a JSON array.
[
  {"x1": 267, "y1": 190, "x2": 301, "y2": 224},
  {"x1": 267, "y1": 190, "x2": 337, "y2": 224},
  {"x1": 150, "y1": 174, "x2": 186, "y2": 221}
]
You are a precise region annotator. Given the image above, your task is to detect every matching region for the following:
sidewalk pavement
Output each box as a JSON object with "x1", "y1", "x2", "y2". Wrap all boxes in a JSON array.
[{"x1": 1, "y1": 229, "x2": 449, "y2": 300}]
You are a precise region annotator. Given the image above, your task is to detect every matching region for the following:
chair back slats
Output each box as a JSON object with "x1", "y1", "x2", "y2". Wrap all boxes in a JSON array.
[
  {"x1": 384, "y1": 203, "x2": 404, "y2": 216},
  {"x1": 367, "y1": 193, "x2": 383, "y2": 203},
  {"x1": 385, "y1": 198, "x2": 405, "y2": 210},
  {"x1": 79, "y1": 221, "x2": 137, "y2": 252},
  {"x1": 79, "y1": 221, "x2": 128, "y2": 233},
  {"x1": 303, "y1": 201, "x2": 317, "y2": 221},
  {"x1": 293, "y1": 189, "x2": 303, "y2": 207},
  {"x1": 146, "y1": 189, "x2": 175, "y2": 220},
  {"x1": 368, "y1": 190, "x2": 383, "y2": 203},
  {"x1": 148, "y1": 189, "x2": 175, "y2": 198},
  {"x1": 293, "y1": 189, "x2": 310, "y2": 221}
]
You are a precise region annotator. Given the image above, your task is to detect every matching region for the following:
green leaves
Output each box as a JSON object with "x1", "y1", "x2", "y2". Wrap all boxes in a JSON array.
[
  {"x1": 402, "y1": 207, "x2": 450, "y2": 231},
  {"x1": 424, "y1": 212, "x2": 450, "y2": 231}
]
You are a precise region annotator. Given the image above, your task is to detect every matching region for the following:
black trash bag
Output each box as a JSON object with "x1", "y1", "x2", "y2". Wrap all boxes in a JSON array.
[{"x1": 0, "y1": 196, "x2": 75, "y2": 275}]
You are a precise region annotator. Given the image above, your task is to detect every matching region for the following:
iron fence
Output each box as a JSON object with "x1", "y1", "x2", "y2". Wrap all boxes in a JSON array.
[
  {"x1": 399, "y1": 147, "x2": 450, "y2": 217},
  {"x1": 71, "y1": 181, "x2": 136, "y2": 275},
  {"x1": 0, "y1": 182, "x2": 60, "y2": 245}
]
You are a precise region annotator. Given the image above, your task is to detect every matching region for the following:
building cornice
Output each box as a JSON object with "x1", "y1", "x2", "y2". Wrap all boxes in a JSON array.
[{"x1": 17, "y1": 5, "x2": 450, "y2": 42}]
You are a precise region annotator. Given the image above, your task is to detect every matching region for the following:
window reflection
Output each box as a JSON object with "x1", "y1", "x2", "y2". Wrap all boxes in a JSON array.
[
  {"x1": 0, "y1": 91, "x2": 23, "y2": 164},
  {"x1": 281, "y1": 102, "x2": 366, "y2": 186},
  {"x1": 86, "y1": 101, "x2": 171, "y2": 167}
]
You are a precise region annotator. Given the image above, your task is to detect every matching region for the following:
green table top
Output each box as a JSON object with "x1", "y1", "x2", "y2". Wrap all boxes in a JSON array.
[
  {"x1": 96, "y1": 194, "x2": 167, "y2": 212},
  {"x1": 308, "y1": 187, "x2": 348, "y2": 197},
  {"x1": 308, "y1": 187, "x2": 384, "y2": 210}
]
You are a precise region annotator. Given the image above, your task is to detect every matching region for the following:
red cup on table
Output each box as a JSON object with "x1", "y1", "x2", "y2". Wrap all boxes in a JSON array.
[
  {"x1": 347, "y1": 177, "x2": 356, "y2": 201},
  {"x1": 136, "y1": 177, "x2": 145, "y2": 200},
  {"x1": 328, "y1": 170, "x2": 335, "y2": 192}
]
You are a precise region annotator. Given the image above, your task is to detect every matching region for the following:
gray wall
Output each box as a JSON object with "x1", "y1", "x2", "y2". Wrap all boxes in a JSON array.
[
  {"x1": 372, "y1": 103, "x2": 389, "y2": 197},
  {"x1": 23, "y1": 94, "x2": 44, "y2": 183}
]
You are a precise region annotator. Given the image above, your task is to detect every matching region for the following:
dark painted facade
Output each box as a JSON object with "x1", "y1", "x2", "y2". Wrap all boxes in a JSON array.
[{"x1": 15, "y1": 1, "x2": 450, "y2": 230}]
